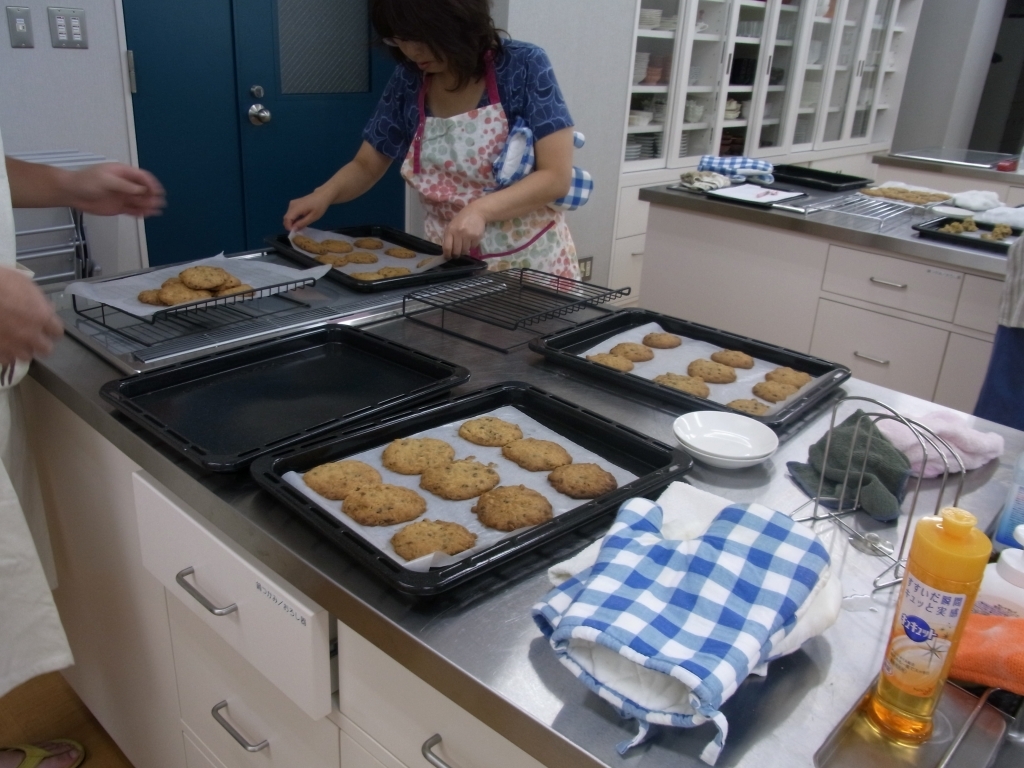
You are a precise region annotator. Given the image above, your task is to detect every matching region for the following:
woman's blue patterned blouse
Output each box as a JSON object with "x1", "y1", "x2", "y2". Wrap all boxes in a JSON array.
[{"x1": 362, "y1": 40, "x2": 575, "y2": 161}]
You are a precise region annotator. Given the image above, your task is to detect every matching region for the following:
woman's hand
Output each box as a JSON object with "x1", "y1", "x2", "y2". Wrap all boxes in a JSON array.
[
  {"x1": 442, "y1": 203, "x2": 487, "y2": 258},
  {"x1": 283, "y1": 187, "x2": 333, "y2": 232}
]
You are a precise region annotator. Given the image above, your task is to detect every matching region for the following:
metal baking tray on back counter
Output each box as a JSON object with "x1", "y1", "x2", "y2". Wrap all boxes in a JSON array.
[
  {"x1": 770, "y1": 165, "x2": 873, "y2": 192},
  {"x1": 529, "y1": 309, "x2": 851, "y2": 431},
  {"x1": 267, "y1": 225, "x2": 487, "y2": 293},
  {"x1": 100, "y1": 324, "x2": 469, "y2": 472},
  {"x1": 250, "y1": 382, "x2": 692, "y2": 597}
]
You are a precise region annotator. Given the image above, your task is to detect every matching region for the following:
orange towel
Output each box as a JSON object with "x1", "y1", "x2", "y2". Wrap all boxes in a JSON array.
[{"x1": 950, "y1": 614, "x2": 1024, "y2": 696}]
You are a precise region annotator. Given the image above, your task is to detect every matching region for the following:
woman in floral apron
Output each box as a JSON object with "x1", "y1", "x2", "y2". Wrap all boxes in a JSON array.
[{"x1": 283, "y1": 0, "x2": 581, "y2": 279}]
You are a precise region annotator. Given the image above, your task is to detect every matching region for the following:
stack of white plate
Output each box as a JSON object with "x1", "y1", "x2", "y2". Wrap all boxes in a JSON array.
[
  {"x1": 625, "y1": 140, "x2": 643, "y2": 161},
  {"x1": 638, "y1": 8, "x2": 662, "y2": 28},
  {"x1": 672, "y1": 411, "x2": 779, "y2": 469},
  {"x1": 678, "y1": 132, "x2": 690, "y2": 158},
  {"x1": 657, "y1": 15, "x2": 678, "y2": 31},
  {"x1": 652, "y1": 100, "x2": 667, "y2": 123},
  {"x1": 635, "y1": 134, "x2": 658, "y2": 158},
  {"x1": 633, "y1": 52, "x2": 651, "y2": 84}
]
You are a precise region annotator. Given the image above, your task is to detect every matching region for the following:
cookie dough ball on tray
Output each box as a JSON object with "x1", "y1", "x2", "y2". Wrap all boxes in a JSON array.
[
  {"x1": 342, "y1": 484, "x2": 427, "y2": 526},
  {"x1": 765, "y1": 366, "x2": 812, "y2": 389},
  {"x1": 548, "y1": 463, "x2": 617, "y2": 499},
  {"x1": 711, "y1": 350, "x2": 754, "y2": 369},
  {"x1": 303, "y1": 460, "x2": 381, "y2": 501},
  {"x1": 391, "y1": 520, "x2": 477, "y2": 561},
  {"x1": 472, "y1": 485, "x2": 553, "y2": 531},
  {"x1": 458, "y1": 416, "x2": 523, "y2": 447},
  {"x1": 381, "y1": 437, "x2": 455, "y2": 475},
  {"x1": 586, "y1": 353, "x2": 633, "y2": 372},
  {"x1": 502, "y1": 438, "x2": 573, "y2": 472},
  {"x1": 687, "y1": 358, "x2": 737, "y2": 384},
  {"x1": 653, "y1": 373, "x2": 709, "y2": 398},
  {"x1": 420, "y1": 458, "x2": 500, "y2": 501}
]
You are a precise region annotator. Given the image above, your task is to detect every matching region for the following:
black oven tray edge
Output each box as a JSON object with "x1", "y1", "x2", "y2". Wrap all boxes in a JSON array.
[
  {"x1": 912, "y1": 217, "x2": 1020, "y2": 254},
  {"x1": 528, "y1": 309, "x2": 851, "y2": 431},
  {"x1": 100, "y1": 324, "x2": 470, "y2": 472},
  {"x1": 266, "y1": 225, "x2": 487, "y2": 292},
  {"x1": 249, "y1": 382, "x2": 693, "y2": 597},
  {"x1": 771, "y1": 165, "x2": 874, "y2": 192}
]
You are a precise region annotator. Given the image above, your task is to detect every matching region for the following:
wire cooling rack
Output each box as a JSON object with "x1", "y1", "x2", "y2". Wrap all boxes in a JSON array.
[{"x1": 401, "y1": 269, "x2": 630, "y2": 351}]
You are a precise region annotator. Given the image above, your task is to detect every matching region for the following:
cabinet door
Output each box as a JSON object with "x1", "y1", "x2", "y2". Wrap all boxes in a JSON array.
[
  {"x1": 953, "y1": 274, "x2": 1002, "y2": 334},
  {"x1": 337, "y1": 623, "x2": 545, "y2": 768},
  {"x1": 814, "y1": 0, "x2": 878, "y2": 149},
  {"x1": 849, "y1": 0, "x2": 898, "y2": 142},
  {"x1": 611, "y1": 234, "x2": 646, "y2": 301},
  {"x1": 810, "y1": 299, "x2": 948, "y2": 399},
  {"x1": 933, "y1": 334, "x2": 994, "y2": 414}
]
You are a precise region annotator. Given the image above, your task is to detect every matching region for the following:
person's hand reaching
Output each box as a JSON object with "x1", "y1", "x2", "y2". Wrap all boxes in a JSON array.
[
  {"x1": 66, "y1": 163, "x2": 165, "y2": 217},
  {"x1": 442, "y1": 203, "x2": 486, "y2": 258},
  {"x1": 283, "y1": 188, "x2": 333, "y2": 232}
]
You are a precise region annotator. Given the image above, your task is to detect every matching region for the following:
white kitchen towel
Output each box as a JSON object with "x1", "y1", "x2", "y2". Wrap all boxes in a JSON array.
[
  {"x1": 951, "y1": 190, "x2": 1003, "y2": 212},
  {"x1": 876, "y1": 410, "x2": 1004, "y2": 478},
  {"x1": 550, "y1": 482, "x2": 842, "y2": 661}
]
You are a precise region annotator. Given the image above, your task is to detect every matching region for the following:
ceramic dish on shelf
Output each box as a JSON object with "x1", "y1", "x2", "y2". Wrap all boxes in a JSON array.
[{"x1": 673, "y1": 411, "x2": 778, "y2": 469}]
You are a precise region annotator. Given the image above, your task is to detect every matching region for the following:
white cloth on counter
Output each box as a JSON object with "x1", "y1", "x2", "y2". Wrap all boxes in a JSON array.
[
  {"x1": 951, "y1": 190, "x2": 1003, "y2": 212},
  {"x1": 678, "y1": 171, "x2": 731, "y2": 192},
  {"x1": 876, "y1": 409, "x2": 1004, "y2": 478},
  {"x1": 976, "y1": 206, "x2": 1024, "y2": 230}
]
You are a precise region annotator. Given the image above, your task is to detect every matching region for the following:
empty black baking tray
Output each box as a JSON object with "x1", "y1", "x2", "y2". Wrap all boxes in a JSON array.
[
  {"x1": 100, "y1": 324, "x2": 470, "y2": 472},
  {"x1": 529, "y1": 309, "x2": 850, "y2": 431},
  {"x1": 913, "y1": 217, "x2": 1021, "y2": 254},
  {"x1": 267, "y1": 225, "x2": 487, "y2": 293},
  {"x1": 249, "y1": 382, "x2": 692, "y2": 596},
  {"x1": 771, "y1": 165, "x2": 873, "y2": 192}
]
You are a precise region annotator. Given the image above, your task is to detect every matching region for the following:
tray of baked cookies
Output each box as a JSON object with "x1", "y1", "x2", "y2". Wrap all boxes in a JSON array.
[
  {"x1": 249, "y1": 382, "x2": 692, "y2": 596},
  {"x1": 268, "y1": 224, "x2": 487, "y2": 293},
  {"x1": 529, "y1": 309, "x2": 851, "y2": 431}
]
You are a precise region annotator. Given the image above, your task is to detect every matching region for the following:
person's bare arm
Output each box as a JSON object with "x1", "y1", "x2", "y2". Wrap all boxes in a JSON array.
[
  {"x1": 0, "y1": 266, "x2": 62, "y2": 365},
  {"x1": 283, "y1": 142, "x2": 393, "y2": 231},
  {"x1": 6, "y1": 158, "x2": 165, "y2": 216},
  {"x1": 441, "y1": 127, "x2": 573, "y2": 257}
]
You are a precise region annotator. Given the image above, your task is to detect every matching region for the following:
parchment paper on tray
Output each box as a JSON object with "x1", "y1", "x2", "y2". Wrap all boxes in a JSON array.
[
  {"x1": 66, "y1": 254, "x2": 330, "y2": 318},
  {"x1": 282, "y1": 405, "x2": 638, "y2": 572},
  {"x1": 580, "y1": 322, "x2": 828, "y2": 416},
  {"x1": 290, "y1": 226, "x2": 444, "y2": 276}
]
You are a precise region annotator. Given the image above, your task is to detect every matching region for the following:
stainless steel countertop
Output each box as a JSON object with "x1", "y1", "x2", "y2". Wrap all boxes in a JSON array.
[
  {"x1": 873, "y1": 153, "x2": 1024, "y2": 187},
  {"x1": 29, "y1": 309, "x2": 1024, "y2": 767},
  {"x1": 638, "y1": 185, "x2": 1008, "y2": 278}
]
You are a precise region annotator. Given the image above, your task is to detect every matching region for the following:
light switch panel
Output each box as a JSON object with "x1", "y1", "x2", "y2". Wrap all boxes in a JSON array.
[
  {"x1": 47, "y1": 6, "x2": 86, "y2": 48},
  {"x1": 6, "y1": 6, "x2": 33, "y2": 48}
]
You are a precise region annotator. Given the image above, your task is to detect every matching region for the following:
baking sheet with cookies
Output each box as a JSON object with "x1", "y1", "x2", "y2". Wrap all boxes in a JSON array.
[
  {"x1": 66, "y1": 254, "x2": 330, "y2": 318},
  {"x1": 280, "y1": 404, "x2": 639, "y2": 572},
  {"x1": 578, "y1": 321, "x2": 827, "y2": 416},
  {"x1": 288, "y1": 226, "x2": 443, "y2": 278}
]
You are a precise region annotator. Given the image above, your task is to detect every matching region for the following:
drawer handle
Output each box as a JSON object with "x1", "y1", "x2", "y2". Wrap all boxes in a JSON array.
[
  {"x1": 175, "y1": 566, "x2": 237, "y2": 616},
  {"x1": 854, "y1": 351, "x2": 890, "y2": 366},
  {"x1": 212, "y1": 700, "x2": 269, "y2": 752},
  {"x1": 422, "y1": 734, "x2": 453, "y2": 768},
  {"x1": 869, "y1": 276, "x2": 908, "y2": 290}
]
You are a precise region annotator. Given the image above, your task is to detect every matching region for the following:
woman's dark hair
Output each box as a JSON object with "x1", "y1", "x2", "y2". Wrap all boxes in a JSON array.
[{"x1": 371, "y1": 0, "x2": 503, "y2": 90}]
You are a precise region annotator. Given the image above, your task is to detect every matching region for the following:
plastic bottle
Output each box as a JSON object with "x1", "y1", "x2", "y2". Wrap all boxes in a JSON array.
[
  {"x1": 864, "y1": 507, "x2": 992, "y2": 743},
  {"x1": 993, "y1": 452, "x2": 1024, "y2": 552},
  {"x1": 973, "y1": 524, "x2": 1024, "y2": 618}
]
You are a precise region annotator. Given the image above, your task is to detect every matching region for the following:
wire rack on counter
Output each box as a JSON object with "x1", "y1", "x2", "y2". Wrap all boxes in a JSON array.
[{"x1": 401, "y1": 269, "x2": 630, "y2": 351}]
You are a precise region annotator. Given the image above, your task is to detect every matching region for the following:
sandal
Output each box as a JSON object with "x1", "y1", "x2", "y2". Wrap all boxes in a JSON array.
[{"x1": 0, "y1": 740, "x2": 85, "y2": 768}]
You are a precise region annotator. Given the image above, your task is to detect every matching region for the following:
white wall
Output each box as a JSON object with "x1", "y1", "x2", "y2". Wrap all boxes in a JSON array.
[
  {"x1": 891, "y1": 0, "x2": 1006, "y2": 152},
  {"x1": 0, "y1": 0, "x2": 143, "y2": 276}
]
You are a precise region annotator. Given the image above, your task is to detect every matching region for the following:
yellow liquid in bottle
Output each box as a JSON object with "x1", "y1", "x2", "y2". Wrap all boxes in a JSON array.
[{"x1": 865, "y1": 507, "x2": 991, "y2": 743}]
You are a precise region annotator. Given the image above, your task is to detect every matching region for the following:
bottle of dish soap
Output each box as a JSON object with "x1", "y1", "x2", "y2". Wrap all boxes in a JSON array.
[
  {"x1": 994, "y1": 452, "x2": 1024, "y2": 552},
  {"x1": 864, "y1": 507, "x2": 991, "y2": 743},
  {"x1": 973, "y1": 524, "x2": 1024, "y2": 618}
]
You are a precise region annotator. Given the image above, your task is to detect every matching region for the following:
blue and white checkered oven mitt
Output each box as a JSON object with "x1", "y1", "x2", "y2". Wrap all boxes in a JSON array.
[
  {"x1": 533, "y1": 497, "x2": 830, "y2": 765},
  {"x1": 491, "y1": 117, "x2": 593, "y2": 210},
  {"x1": 698, "y1": 155, "x2": 775, "y2": 185}
]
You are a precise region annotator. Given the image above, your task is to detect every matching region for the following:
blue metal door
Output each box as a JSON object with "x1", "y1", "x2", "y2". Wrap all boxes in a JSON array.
[{"x1": 123, "y1": 0, "x2": 404, "y2": 266}]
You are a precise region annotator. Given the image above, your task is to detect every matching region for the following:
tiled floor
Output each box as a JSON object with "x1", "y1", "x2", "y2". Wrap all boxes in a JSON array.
[{"x1": 0, "y1": 672, "x2": 134, "y2": 767}]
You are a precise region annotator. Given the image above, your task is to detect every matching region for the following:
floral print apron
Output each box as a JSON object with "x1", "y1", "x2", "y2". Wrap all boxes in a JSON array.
[{"x1": 400, "y1": 54, "x2": 580, "y2": 279}]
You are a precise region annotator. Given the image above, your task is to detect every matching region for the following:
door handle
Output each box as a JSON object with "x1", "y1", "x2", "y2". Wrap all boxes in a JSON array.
[
  {"x1": 854, "y1": 351, "x2": 890, "y2": 366},
  {"x1": 422, "y1": 735, "x2": 453, "y2": 768},
  {"x1": 869, "y1": 276, "x2": 907, "y2": 289},
  {"x1": 175, "y1": 566, "x2": 238, "y2": 616},
  {"x1": 212, "y1": 701, "x2": 269, "y2": 752},
  {"x1": 248, "y1": 104, "x2": 272, "y2": 125}
]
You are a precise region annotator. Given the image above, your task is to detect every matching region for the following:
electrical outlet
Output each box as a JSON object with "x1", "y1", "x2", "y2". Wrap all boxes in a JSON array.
[
  {"x1": 578, "y1": 256, "x2": 593, "y2": 282},
  {"x1": 47, "y1": 6, "x2": 86, "y2": 49},
  {"x1": 6, "y1": 7, "x2": 33, "y2": 48}
]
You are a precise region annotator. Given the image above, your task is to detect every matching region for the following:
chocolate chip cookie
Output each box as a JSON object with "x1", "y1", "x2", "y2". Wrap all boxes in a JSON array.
[
  {"x1": 548, "y1": 463, "x2": 617, "y2": 499},
  {"x1": 458, "y1": 416, "x2": 523, "y2": 447},
  {"x1": 752, "y1": 380, "x2": 797, "y2": 403},
  {"x1": 420, "y1": 457, "x2": 500, "y2": 500},
  {"x1": 586, "y1": 353, "x2": 633, "y2": 372},
  {"x1": 303, "y1": 460, "x2": 381, "y2": 500},
  {"x1": 711, "y1": 350, "x2": 755, "y2": 369},
  {"x1": 472, "y1": 485, "x2": 553, "y2": 531},
  {"x1": 353, "y1": 237, "x2": 384, "y2": 249},
  {"x1": 727, "y1": 399, "x2": 770, "y2": 416},
  {"x1": 342, "y1": 483, "x2": 427, "y2": 526},
  {"x1": 502, "y1": 438, "x2": 572, "y2": 472},
  {"x1": 381, "y1": 437, "x2": 455, "y2": 475},
  {"x1": 610, "y1": 342, "x2": 655, "y2": 362},
  {"x1": 653, "y1": 373, "x2": 710, "y2": 397},
  {"x1": 390, "y1": 520, "x2": 477, "y2": 561},
  {"x1": 765, "y1": 366, "x2": 812, "y2": 389},
  {"x1": 180, "y1": 265, "x2": 231, "y2": 291},
  {"x1": 642, "y1": 332, "x2": 682, "y2": 349},
  {"x1": 687, "y1": 359, "x2": 737, "y2": 384}
]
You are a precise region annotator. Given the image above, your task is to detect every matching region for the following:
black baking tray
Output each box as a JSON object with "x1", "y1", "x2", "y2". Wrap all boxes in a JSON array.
[
  {"x1": 771, "y1": 164, "x2": 873, "y2": 191},
  {"x1": 267, "y1": 225, "x2": 487, "y2": 292},
  {"x1": 100, "y1": 325, "x2": 470, "y2": 472},
  {"x1": 912, "y1": 217, "x2": 1021, "y2": 254},
  {"x1": 528, "y1": 308, "x2": 851, "y2": 431},
  {"x1": 249, "y1": 382, "x2": 692, "y2": 596}
]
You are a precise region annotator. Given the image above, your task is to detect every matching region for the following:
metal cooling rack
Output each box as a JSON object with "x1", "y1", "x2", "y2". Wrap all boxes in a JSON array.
[
  {"x1": 811, "y1": 193, "x2": 917, "y2": 224},
  {"x1": 401, "y1": 269, "x2": 630, "y2": 351}
]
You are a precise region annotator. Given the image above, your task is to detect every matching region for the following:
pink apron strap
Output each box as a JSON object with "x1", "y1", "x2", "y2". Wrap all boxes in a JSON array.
[
  {"x1": 470, "y1": 219, "x2": 556, "y2": 260},
  {"x1": 412, "y1": 51, "x2": 500, "y2": 176}
]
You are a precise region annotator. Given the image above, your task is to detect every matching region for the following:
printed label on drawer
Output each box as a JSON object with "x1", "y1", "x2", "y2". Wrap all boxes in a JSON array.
[
  {"x1": 257, "y1": 580, "x2": 308, "y2": 627},
  {"x1": 926, "y1": 268, "x2": 962, "y2": 280}
]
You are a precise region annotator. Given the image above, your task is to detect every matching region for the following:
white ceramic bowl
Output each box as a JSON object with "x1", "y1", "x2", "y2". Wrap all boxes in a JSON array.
[
  {"x1": 673, "y1": 411, "x2": 779, "y2": 463},
  {"x1": 681, "y1": 444, "x2": 772, "y2": 469}
]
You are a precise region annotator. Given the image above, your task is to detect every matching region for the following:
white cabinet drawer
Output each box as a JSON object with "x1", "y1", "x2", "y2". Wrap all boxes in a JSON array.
[
  {"x1": 169, "y1": 597, "x2": 340, "y2": 768},
  {"x1": 134, "y1": 472, "x2": 331, "y2": 719},
  {"x1": 934, "y1": 334, "x2": 994, "y2": 413},
  {"x1": 810, "y1": 300, "x2": 949, "y2": 400},
  {"x1": 822, "y1": 246, "x2": 963, "y2": 321},
  {"x1": 616, "y1": 185, "x2": 650, "y2": 239},
  {"x1": 184, "y1": 730, "x2": 226, "y2": 768},
  {"x1": 338, "y1": 623, "x2": 544, "y2": 768},
  {"x1": 340, "y1": 732, "x2": 394, "y2": 768},
  {"x1": 953, "y1": 274, "x2": 1002, "y2": 333},
  {"x1": 610, "y1": 234, "x2": 645, "y2": 300}
]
